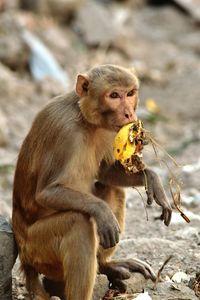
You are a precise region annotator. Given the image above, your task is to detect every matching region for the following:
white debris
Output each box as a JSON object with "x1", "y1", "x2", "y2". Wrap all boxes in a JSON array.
[
  {"x1": 171, "y1": 210, "x2": 200, "y2": 224},
  {"x1": 182, "y1": 188, "x2": 200, "y2": 206},
  {"x1": 17, "y1": 295, "x2": 25, "y2": 300},
  {"x1": 182, "y1": 158, "x2": 200, "y2": 173},
  {"x1": 171, "y1": 271, "x2": 189, "y2": 283},
  {"x1": 134, "y1": 292, "x2": 152, "y2": 300},
  {"x1": 175, "y1": 227, "x2": 199, "y2": 239}
]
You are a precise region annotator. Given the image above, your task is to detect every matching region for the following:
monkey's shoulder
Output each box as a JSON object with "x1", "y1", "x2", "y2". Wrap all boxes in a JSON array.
[{"x1": 27, "y1": 92, "x2": 80, "y2": 140}]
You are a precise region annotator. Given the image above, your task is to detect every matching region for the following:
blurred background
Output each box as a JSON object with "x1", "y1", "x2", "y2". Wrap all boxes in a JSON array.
[{"x1": 0, "y1": 0, "x2": 200, "y2": 298}]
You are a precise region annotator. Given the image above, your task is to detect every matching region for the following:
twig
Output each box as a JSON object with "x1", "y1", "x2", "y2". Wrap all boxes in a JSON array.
[
  {"x1": 169, "y1": 179, "x2": 190, "y2": 223},
  {"x1": 153, "y1": 255, "x2": 173, "y2": 289}
]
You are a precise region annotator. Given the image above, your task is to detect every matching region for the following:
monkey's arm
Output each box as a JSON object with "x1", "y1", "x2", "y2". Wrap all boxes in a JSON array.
[
  {"x1": 35, "y1": 179, "x2": 120, "y2": 249},
  {"x1": 98, "y1": 161, "x2": 172, "y2": 226}
]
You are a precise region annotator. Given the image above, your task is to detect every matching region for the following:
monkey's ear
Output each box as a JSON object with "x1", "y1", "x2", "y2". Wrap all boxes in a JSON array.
[
  {"x1": 128, "y1": 67, "x2": 137, "y2": 75},
  {"x1": 76, "y1": 74, "x2": 89, "y2": 97}
]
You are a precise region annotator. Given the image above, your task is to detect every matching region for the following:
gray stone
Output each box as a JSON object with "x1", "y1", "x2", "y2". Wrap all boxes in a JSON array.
[
  {"x1": 0, "y1": 109, "x2": 9, "y2": 147},
  {"x1": 147, "y1": 281, "x2": 198, "y2": 300},
  {"x1": 173, "y1": 0, "x2": 200, "y2": 22},
  {"x1": 0, "y1": 216, "x2": 17, "y2": 300},
  {"x1": 74, "y1": 0, "x2": 118, "y2": 46},
  {"x1": 92, "y1": 273, "x2": 148, "y2": 300},
  {"x1": 93, "y1": 275, "x2": 108, "y2": 300},
  {"x1": 0, "y1": 13, "x2": 29, "y2": 70},
  {"x1": 21, "y1": 0, "x2": 85, "y2": 21}
]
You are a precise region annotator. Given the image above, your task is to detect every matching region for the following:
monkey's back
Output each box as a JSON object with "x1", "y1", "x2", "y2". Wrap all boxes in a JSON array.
[{"x1": 12, "y1": 92, "x2": 81, "y2": 241}]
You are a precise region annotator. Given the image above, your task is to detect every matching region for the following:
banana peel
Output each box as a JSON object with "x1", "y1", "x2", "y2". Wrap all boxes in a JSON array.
[{"x1": 113, "y1": 120, "x2": 146, "y2": 173}]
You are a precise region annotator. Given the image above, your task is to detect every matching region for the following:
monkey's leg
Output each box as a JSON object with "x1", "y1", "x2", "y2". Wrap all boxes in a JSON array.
[
  {"x1": 61, "y1": 213, "x2": 98, "y2": 300},
  {"x1": 22, "y1": 264, "x2": 50, "y2": 300},
  {"x1": 94, "y1": 182, "x2": 156, "y2": 292},
  {"x1": 24, "y1": 212, "x2": 98, "y2": 300}
]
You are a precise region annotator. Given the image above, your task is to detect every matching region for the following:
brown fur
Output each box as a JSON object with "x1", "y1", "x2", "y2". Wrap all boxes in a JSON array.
[{"x1": 12, "y1": 65, "x2": 171, "y2": 300}]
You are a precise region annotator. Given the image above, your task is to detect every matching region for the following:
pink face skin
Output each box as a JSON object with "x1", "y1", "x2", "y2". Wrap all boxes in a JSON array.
[{"x1": 103, "y1": 87, "x2": 138, "y2": 131}]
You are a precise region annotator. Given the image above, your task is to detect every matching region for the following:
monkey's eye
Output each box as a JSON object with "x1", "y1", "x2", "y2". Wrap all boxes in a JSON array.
[
  {"x1": 127, "y1": 90, "x2": 135, "y2": 97},
  {"x1": 110, "y1": 92, "x2": 120, "y2": 99}
]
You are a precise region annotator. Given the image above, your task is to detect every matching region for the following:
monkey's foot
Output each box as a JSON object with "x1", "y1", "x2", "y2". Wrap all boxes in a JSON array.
[
  {"x1": 100, "y1": 258, "x2": 156, "y2": 292},
  {"x1": 42, "y1": 277, "x2": 64, "y2": 300}
]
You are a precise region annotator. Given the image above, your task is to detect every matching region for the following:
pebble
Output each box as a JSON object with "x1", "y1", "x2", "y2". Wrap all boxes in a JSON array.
[
  {"x1": 171, "y1": 271, "x2": 189, "y2": 284},
  {"x1": 17, "y1": 295, "x2": 25, "y2": 300}
]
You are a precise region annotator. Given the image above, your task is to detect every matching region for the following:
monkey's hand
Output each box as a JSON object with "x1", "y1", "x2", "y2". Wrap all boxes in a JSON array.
[
  {"x1": 144, "y1": 169, "x2": 172, "y2": 226},
  {"x1": 91, "y1": 202, "x2": 120, "y2": 249}
]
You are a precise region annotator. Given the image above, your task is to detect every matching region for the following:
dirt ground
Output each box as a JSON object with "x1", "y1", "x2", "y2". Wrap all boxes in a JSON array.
[{"x1": 0, "y1": 1, "x2": 200, "y2": 299}]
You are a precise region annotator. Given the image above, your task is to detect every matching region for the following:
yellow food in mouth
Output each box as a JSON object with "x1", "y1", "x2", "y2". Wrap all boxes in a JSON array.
[{"x1": 113, "y1": 120, "x2": 146, "y2": 173}]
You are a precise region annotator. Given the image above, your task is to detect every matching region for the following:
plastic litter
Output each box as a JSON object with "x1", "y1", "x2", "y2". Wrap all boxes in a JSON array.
[{"x1": 22, "y1": 30, "x2": 70, "y2": 87}]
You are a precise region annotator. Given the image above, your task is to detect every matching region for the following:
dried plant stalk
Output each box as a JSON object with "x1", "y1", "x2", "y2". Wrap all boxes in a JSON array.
[
  {"x1": 119, "y1": 122, "x2": 190, "y2": 223},
  {"x1": 153, "y1": 255, "x2": 173, "y2": 289}
]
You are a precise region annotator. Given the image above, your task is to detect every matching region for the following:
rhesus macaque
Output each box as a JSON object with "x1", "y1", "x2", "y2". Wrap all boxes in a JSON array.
[{"x1": 12, "y1": 65, "x2": 172, "y2": 300}]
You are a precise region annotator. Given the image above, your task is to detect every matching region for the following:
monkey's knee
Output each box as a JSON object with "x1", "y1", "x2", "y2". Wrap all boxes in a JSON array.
[
  {"x1": 60, "y1": 213, "x2": 99, "y2": 261},
  {"x1": 74, "y1": 213, "x2": 98, "y2": 247}
]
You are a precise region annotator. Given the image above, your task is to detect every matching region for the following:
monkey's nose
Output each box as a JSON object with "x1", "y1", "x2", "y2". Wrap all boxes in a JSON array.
[
  {"x1": 125, "y1": 113, "x2": 131, "y2": 120},
  {"x1": 124, "y1": 111, "x2": 137, "y2": 122}
]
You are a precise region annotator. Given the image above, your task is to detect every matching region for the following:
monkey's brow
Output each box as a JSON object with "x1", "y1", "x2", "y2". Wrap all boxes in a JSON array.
[{"x1": 109, "y1": 87, "x2": 138, "y2": 92}]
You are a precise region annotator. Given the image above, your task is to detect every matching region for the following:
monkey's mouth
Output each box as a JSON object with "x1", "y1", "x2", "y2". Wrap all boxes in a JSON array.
[
  {"x1": 114, "y1": 122, "x2": 133, "y2": 132},
  {"x1": 114, "y1": 125, "x2": 123, "y2": 132}
]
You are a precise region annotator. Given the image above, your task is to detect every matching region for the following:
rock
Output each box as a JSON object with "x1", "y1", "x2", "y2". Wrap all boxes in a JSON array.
[
  {"x1": 93, "y1": 273, "x2": 148, "y2": 300},
  {"x1": 0, "y1": 109, "x2": 9, "y2": 147},
  {"x1": 0, "y1": 13, "x2": 30, "y2": 70},
  {"x1": 175, "y1": 227, "x2": 199, "y2": 241},
  {"x1": 147, "y1": 281, "x2": 198, "y2": 299},
  {"x1": 20, "y1": 0, "x2": 85, "y2": 21},
  {"x1": 0, "y1": 200, "x2": 11, "y2": 217},
  {"x1": 93, "y1": 275, "x2": 108, "y2": 300},
  {"x1": 47, "y1": 0, "x2": 85, "y2": 21},
  {"x1": 0, "y1": 59, "x2": 33, "y2": 103},
  {"x1": 74, "y1": 0, "x2": 118, "y2": 46},
  {"x1": 173, "y1": 0, "x2": 200, "y2": 22},
  {"x1": 126, "y1": 273, "x2": 148, "y2": 294},
  {"x1": 0, "y1": 0, "x2": 19, "y2": 11},
  {"x1": 0, "y1": 216, "x2": 18, "y2": 300}
]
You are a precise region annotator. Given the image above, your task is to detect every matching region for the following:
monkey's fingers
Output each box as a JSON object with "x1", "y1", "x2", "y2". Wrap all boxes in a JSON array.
[
  {"x1": 146, "y1": 190, "x2": 154, "y2": 205},
  {"x1": 160, "y1": 207, "x2": 172, "y2": 226},
  {"x1": 122, "y1": 258, "x2": 157, "y2": 282},
  {"x1": 99, "y1": 224, "x2": 120, "y2": 249}
]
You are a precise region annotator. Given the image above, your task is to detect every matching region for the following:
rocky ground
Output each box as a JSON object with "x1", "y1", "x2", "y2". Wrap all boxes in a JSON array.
[{"x1": 0, "y1": 0, "x2": 200, "y2": 299}]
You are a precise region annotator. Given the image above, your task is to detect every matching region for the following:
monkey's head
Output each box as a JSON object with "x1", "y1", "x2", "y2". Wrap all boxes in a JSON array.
[{"x1": 76, "y1": 64, "x2": 139, "y2": 132}]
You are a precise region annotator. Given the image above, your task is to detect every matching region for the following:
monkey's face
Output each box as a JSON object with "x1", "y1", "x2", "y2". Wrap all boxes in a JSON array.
[
  {"x1": 76, "y1": 65, "x2": 140, "y2": 132},
  {"x1": 101, "y1": 87, "x2": 138, "y2": 132}
]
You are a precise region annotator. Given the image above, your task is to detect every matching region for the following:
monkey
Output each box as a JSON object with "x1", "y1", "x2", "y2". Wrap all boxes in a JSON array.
[{"x1": 12, "y1": 64, "x2": 172, "y2": 300}]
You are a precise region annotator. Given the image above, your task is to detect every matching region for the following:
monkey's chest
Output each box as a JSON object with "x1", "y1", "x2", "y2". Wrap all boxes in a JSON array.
[{"x1": 66, "y1": 143, "x2": 110, "y2": 192}]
